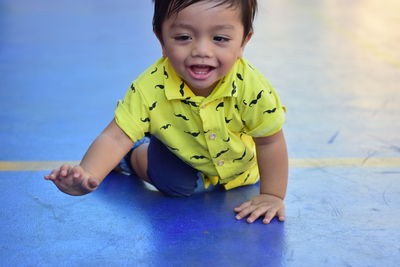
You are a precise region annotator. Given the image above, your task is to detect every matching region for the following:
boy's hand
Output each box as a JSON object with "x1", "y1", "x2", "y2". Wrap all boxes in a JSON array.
[
  {"x1": 44, "y1": 165, "x2": 99, "y2": 196},
  {"x1": 234, "y1": 194, "x2": 285, "y2": 224}
]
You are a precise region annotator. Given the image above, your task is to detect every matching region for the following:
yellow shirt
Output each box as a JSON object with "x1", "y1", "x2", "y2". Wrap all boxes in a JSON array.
[{"x1": 115, "y1": 57, "x2": 285, "y2": 190}]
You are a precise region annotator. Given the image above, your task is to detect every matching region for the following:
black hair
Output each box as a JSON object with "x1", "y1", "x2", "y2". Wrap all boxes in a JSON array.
[{"x1": 152, "y1": 0, "x2": 257, "y2": 42}]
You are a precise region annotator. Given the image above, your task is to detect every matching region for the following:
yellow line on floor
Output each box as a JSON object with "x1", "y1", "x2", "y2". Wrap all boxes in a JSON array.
[
  {"x1": 289, "y1": 158, "x2": 400, "y2": 168},
  {"x1": 0, "y1": 161, "x2": 80, "y2": 171},
  {"x1": 0, "y1": 158, "x2": 400, "y2": 171}
]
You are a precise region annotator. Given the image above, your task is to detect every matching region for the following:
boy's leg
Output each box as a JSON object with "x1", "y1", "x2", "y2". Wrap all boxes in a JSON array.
[
  {"x1": 113, "y1": 137, "x2": 150, "y2": 176},
  {"x1": 130, "y1": 143, "x2": 151, "y2": 183},
  {"x1": 130, "y1": 136, "x2": 200, "y2": 197}
]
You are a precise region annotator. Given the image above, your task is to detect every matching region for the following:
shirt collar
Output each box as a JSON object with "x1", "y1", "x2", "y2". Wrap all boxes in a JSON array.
[{"x1": 163, "y1": 58, "x2": 242, "y2": 101}]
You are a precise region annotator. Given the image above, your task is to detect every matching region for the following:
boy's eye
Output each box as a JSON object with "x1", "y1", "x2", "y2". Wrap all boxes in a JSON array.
[
  {"x1": 213, "y1": 36, "x2": 230, "y2": 42},
  {"x1": 174, "y1": 35, "x2": 192, "y2": 41}
]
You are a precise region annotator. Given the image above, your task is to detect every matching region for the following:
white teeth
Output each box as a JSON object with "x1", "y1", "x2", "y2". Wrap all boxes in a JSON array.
[{"x1": 194, "y1": 72, "x2": 208, "y2": 74}]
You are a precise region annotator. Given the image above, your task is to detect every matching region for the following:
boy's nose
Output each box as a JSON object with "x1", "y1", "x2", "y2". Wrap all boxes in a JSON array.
[{"x1": 191, "y1": 40, "x2": 212, "y2": 58}]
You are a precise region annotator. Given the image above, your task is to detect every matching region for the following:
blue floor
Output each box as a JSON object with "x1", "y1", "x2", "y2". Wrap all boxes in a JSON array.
[{"x1": 1, "y1": 0, "x2": 400, "y2": 266}]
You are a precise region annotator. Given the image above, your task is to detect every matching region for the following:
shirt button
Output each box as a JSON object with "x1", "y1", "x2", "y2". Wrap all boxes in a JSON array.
[
  {"x1": 201, "y1": 104, "x2": 206, "y2": 109},
  {"x1": 209, "y1": 134, "x2": 216, "y2": 140},
  {"x1": 218, "y1": 160, "x2": 224, "y2": 166}
]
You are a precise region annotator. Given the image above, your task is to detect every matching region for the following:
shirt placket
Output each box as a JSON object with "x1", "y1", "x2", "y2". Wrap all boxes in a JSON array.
[{"x1": 199, "y1": 100, "x2": 229, "y2": 179}]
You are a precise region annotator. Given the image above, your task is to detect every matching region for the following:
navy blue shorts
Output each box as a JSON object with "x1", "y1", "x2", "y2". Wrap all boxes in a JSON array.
[{"x1": 147, "y1": 136, "x2": 200, "y2": 197}]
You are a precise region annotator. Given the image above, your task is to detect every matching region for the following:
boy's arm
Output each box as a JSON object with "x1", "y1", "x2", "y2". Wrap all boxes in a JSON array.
[
  {"x1": 234, "y1": 129, "x2": 288, "y2": 224},
  {"x1": 79, "y1": 119, "x2": 134, "y2": 183},
  {"x1": 45, "y1": 119, "x2": 134, "y2": 195}
]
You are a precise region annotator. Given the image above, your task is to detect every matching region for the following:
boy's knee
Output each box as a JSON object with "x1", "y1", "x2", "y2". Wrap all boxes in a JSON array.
[
  {"x1": 158, "y1": 184, "x2": 196, "y2": 197},
  {"x1": 131, "y1": 144, "x2": 150, "y2": 182}
]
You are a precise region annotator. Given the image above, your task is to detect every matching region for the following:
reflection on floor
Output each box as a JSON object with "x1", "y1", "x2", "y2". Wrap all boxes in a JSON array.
[{"x1": 1, "y1": 0, "x2": 399, "y2": 266}]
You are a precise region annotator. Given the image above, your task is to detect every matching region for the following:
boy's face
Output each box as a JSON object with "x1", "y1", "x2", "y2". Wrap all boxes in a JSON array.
[{"x1": 158, "y1": 1, "x2": 252, "y2": 97}]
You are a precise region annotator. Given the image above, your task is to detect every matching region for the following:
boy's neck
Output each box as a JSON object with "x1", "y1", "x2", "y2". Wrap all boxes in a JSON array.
[{"x1": 188, "y1": 81, "x2": 219, "y2": 98}]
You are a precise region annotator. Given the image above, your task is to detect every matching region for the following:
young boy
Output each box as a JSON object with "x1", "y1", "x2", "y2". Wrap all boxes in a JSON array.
[{"x1": 44, "y1": 0, "x2": 288, "y2": 224}]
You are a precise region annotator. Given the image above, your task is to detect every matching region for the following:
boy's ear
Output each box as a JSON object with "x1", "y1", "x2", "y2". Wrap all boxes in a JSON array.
[
  {"x1": 154, "y1": 31, "x2": 167, "y2": 57},
  {"x1": 239, "y1": 32, "x2": 253, "y2": 58},
  {"x1": 243, "y1": 32, "x2": 253, "y2": 46},
  {"x1": 154, "y1": 30, "x2": 162, "y2": 43}
]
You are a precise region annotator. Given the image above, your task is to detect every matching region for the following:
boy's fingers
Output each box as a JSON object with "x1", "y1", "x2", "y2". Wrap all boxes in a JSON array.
[
  {"x1": 44, "y1": 171, "x2": 54, "y2": 180},
  {"x1": 71, "y1": 166, "x2": 82, "y2": 178},
  {"x1": 46, "y1": 169, "x2": 60, "y2": 180},
  {"x1": 247, "y1": 206, "x2": 269, "y2": 223},
  {"x1": 71, "y1": 167, "x2": 90, "y2": 188},
  {"x1": 277, "y1": 207, "x2": 286, "y2": 221},
  {"x1": 71, "y1": 166, "x2": 98, "y2": 191},
  {"x1": 234, "y1": 201, "x2": 251, "y2": 212},
  {"x1": 263, "y1": 208, "x2": 279, "y2": 224},
  {"x1": 235, "y1": 205, "x2": 257, "y2": 220},
  {"x1": 71, "y1": 173, "x2": 81, "y2": 185},
  {"x1": 60, "y1": 165, "x2": 71, "y2": 177}
]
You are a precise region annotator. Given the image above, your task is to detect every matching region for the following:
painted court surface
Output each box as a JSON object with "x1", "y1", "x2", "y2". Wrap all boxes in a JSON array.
[{"x1": 1, "y1": 0, "x2": 399, "y2": 266}]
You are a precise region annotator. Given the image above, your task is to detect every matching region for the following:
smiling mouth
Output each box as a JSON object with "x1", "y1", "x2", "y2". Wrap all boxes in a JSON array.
[{"x1": 188, "y1": 65, "x2": 216, "y2": 79}]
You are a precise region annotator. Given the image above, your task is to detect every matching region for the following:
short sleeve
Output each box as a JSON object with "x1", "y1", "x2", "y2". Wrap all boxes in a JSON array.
[
  {"x1": 114, "y1": 82, "x2": 150, "y2": 142},
  {"x1": 241, "y1": 78, "x2": 286, "y2": 137}
]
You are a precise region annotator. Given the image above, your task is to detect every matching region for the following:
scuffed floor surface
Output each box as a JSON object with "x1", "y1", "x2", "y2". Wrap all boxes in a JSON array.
[{"x1": 1, "y1": 0, "x2": 399, "y2": 266}]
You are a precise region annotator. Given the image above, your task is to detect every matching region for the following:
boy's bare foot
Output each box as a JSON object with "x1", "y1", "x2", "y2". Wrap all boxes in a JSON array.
[{"x1": 44, "y1": 165, "x2": 98, "y2": 196}]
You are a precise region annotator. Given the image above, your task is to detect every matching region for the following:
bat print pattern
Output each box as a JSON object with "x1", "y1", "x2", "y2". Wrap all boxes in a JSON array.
[
  {"x1": 191, "y1": 155, "x2": 208, "y2": 160},
  {"x1": 181, "y1": 98, "x2": 198, "y2": 107},
  {"x1": 179, "y1": 82, "x2": 185, "y2": 97},
  {"x1": 141, "y1": 117, "x2": 150, "y2": 122},
  {"x1": 155, "y1": 84, "x2": 165, "y2": 89},
  {"x1": 233, "y1": 149, "x2": 246, "y2": 162},
  {"x1": 263, "y1": 107, "x2": 277, "y2": 114},
  {"x1": 249, "y1": 90, "x2": 264, "y2": 107},
  {"x1": 236, "y1": 73, "x2": 243, "y2": 81},
  {"x1": 213, "y1": 148, "x2": 230, "y2": 159},
  {"x1": 166, "y1": 145, "x2": 179, "y2": 151},
  {"x1": 175, "y1": 113, "x2": 189, "y2": 121},
  {"x1": 163, "y1": 67, "x2": 169, "y2": 79},
  {"x1": 160, "y1": 124, "x2": 171, "y2": 130},
  {"x1": 231, "y1": 81, "x2": 237, "y2": 96},
  {"x1": 130, "y1": 84, "x2": 136, "y2": 92},
  {"x1": 149, "y1": 101, "x2": 157, "y2": 111},
  {"x1": 235, "y1": 171, "x2": 245, "y2": 176},
  {"x1": 215, "y1": 102, "x2": 224, "y2": 111},
  {"x1": 185, "y1": 131, "x2": 201, "y2": 137},
  {"x1": 243, "y1": 173, "x2": 250, "y2": 184},
  {"x1": 223, "y1": 137, "x2": 230, "y2": 142},
  {"x1": 151, "y1": 67, "x2": 158, "y2": 74},
  {"x1": 225, "y1": 117, "x2": 232, "y2": 123},
  {"x1": 248, "y1": 153, "x2": 255, "y2": 161}
]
